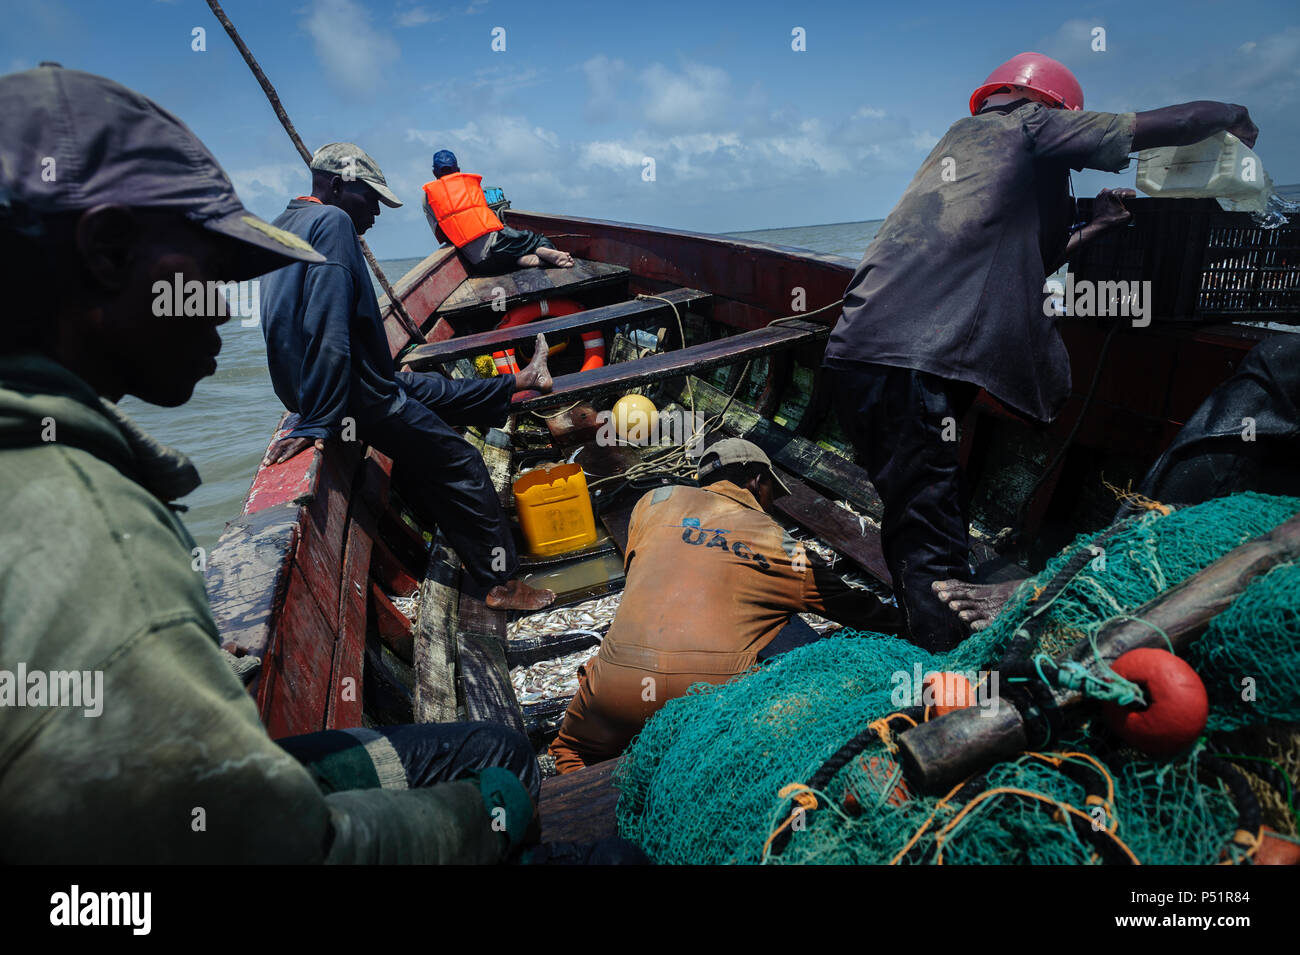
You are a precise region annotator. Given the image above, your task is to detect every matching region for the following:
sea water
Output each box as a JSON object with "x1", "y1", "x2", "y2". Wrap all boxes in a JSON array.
[{"x1": 118, "y1": 219, "x2": 884, "y2": 556}]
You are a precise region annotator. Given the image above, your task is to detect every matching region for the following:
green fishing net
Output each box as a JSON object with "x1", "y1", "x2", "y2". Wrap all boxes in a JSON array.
[{"x1": 612, "y1": 492, "x2": 1300, "y2": 864}]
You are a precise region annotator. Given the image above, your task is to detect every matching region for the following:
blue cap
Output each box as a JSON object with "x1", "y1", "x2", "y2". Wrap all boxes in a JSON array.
[{"x1": 432, "y1": 149, "x2": 459, "y2": 174}]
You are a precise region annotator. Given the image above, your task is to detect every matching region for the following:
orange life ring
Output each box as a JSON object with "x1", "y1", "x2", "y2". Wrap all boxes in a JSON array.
[{"x1": 490, "y1": 297, "x2": 605, "y2": 375}]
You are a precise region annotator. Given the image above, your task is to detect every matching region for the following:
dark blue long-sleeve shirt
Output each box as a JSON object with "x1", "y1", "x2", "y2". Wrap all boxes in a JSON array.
[{"x1": 260, "y1": 199, "x2": 404, "y2": 439}]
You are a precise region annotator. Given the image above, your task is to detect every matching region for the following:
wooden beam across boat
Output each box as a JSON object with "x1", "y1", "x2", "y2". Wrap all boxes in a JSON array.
[
  {"x1": 412, "y1": 542, "x2": 460, "y2": 724},
  {"x1": 773, "y1": 470, "x2": 890, "y2": 583},
  {"x1": 435, "y1": 259, "x2": 631, "y2": 318},
  {"x1": 538, "y1": 757, "x2": 624, "y2": 845},
  {"x1": 512, "y1": 319, "x2": 828, "y2": 413},
  {"x1": 400, "y1": 287, "x2": 712, "y2": 372}
]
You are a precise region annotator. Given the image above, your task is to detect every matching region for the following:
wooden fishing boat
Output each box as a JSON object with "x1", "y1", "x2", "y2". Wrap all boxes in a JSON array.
[{"x1": 203, "y1": 196, "x2": 1298, "y2": 848}]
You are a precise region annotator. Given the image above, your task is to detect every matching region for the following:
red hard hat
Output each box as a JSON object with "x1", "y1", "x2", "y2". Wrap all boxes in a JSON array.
[{"x1": 969, "y1": 52, "x2": 1084, "y2": 114}]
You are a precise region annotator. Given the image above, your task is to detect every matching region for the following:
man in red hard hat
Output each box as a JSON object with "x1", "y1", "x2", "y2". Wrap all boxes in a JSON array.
[{"x1": 824, "y1": 52, "x2": 1259, "y2": 652}]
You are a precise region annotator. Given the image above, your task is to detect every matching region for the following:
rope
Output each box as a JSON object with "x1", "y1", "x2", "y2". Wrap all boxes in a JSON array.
[
  {"x1": 1033, "y1": 654, "x2": 1146, "y2": 706},
  {"x1": 1103, "y1": 477, "x2": 1174, "y2": 516},
  {"x1": 530, "y1": 402, "x2": 583, "y2": 420},
  {"x1": 933, "y1": 785, "x2": 1141, "y2": 865}
]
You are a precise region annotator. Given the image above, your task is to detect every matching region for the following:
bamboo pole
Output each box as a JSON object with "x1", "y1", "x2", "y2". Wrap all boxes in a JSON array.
[{"x1": 205, "y1": 0, "x2": 425, "y2": 345}]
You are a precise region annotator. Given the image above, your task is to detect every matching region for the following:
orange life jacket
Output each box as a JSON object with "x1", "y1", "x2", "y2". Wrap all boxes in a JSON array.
[{"x1": 422, "y1": 173, "x2": 504, "y2": 248}]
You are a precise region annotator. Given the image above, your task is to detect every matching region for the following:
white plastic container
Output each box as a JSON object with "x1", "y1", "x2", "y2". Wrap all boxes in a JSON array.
[{"x1": 1136, "y1": 132, "x2": 1273, "y2": 213}]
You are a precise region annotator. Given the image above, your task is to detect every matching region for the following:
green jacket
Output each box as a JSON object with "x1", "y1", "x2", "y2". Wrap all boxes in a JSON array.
[{"x1": 0, "y1": 353, "x2": 504, "y2": 863}]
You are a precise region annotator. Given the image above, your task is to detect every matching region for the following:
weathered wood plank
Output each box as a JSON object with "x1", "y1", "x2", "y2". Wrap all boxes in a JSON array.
[
  {"x1": 538, "y1": 757, "x2": 624, "y2": 845},
  {"x1": 363, "y1": 638, "x2": 415, "y2": 726},
  {"x1": 378, "y1": 245, "x2": 467, "y2": 353},
  {"x1": 457, "y1": 628, "x2": 526, "y2": 734},
  {"x1": 513, "y1": 320, "x2": 828, "y2": 413},
  {"x1": 206, "y1": 504, "x2": 298, "y2": 661},
  {"x1": 411, "y1": 543, "x2": 460, "y2": 724},
  {"x1": 662, "y1": 376, "x2": 884, "y2": 517},
  {"x1": 329, "y1": 448, "x2": 395, "y2": 730},
  {"x1": 401, "y1": 288, "x2": 711, "y2": 371},
  {"x1": 773, "y1": 471, "x2": 890, "y2": 583},
  {"x1": 435, "y1": 258, "x2": 630, "y2": 317},
  {"x1": 263, "y1": 564, "x2": 338, "y2": 739},
  {"x1": 370, "y1": 582, "x2": 414, "y2": 663}
]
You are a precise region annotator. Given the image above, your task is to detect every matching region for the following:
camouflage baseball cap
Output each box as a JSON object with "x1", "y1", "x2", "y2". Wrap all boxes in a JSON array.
[
  {"x1": 0, "y1": 65, "x2": 324, "y2": 276},
  {"x1": 697, "y1": 437, "x2": 792, "y2": 496},
  {"x1": 309, "y1": 143, "x2": 403, "y2": 208}
]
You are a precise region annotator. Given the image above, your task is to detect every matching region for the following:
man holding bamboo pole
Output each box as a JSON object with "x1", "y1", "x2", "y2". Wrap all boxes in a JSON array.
[{"x1": 258, "y1": 142, "x2": 557, "y2": 611}]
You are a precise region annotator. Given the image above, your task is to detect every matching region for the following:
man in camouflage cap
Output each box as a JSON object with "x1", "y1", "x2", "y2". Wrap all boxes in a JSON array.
[
  {"x1": 0, "y1": 66, "x2": 540, "y2": 863},
  {"x1": 259, "y1": 141, "x2": 559, "y2": 611}
]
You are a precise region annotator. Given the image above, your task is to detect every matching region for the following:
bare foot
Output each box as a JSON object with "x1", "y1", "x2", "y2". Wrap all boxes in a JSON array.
[
  {"x1": 516, "y1": 253, "x2": 542, "y2": 267},
  {"x1": 931, "y1": 578, "x2": 1024, "y2": 632},
  {"x1": 485, "y1": 578, "x2": 556, "y2": 611},
  {"x1": 515, "y1": 333, "x2": 553, "y2": 393},
  {"x1": 535, "y1": 246, "x2": 575, "y2": 268}
]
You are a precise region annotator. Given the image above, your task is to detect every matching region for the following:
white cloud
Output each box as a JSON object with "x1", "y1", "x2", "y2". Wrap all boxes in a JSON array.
[
  {"x1": 421, "y1": 64, "x2": 546, "y2": 111},
  {"x1": 1039, "y1": 18, "x2": 1104, "y2": 62},
  {"x1": 302, "y1": 0, "x2": 399, "y2": 97},
  {"x1": 228, "y1": 162, "x2": 307, "y2": 204},
  {"x1": 582, "y1": 54, "x2": 627, "y2": 122},
  {"x1": 579, "y1": 140, "x2": 650, "y2": 172},
  {"x1": 407, "y1": 117, "x2": 564, "y2": 178},
  {"x1": 641, "y1": 62, "x2": 731, "y2": 129},
  {"x1": 395, "y1": 5, "x2": 445, "y2": 27},
  {"x1": 853, "y1": 106, "x2": 886, "y2": 119}
]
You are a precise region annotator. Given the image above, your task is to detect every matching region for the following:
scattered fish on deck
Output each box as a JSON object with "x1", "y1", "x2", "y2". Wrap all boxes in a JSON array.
[
  {"x1": 507, "y1": 591, "x2": 623, "y2": 642},
  {"x1": 511, "y1": 645, "x2": 600, "y2": 704}
]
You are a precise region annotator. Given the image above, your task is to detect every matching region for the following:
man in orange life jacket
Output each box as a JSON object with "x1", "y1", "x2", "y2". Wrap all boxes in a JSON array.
[{"x1": 422, "y1": 150, "x2": 574, "y2": 273}]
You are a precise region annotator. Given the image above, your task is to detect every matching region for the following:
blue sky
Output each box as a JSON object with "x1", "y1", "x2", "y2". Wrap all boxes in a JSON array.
[{"x1": 4, "y1": 0, "x2": 1298, "y2": 258}]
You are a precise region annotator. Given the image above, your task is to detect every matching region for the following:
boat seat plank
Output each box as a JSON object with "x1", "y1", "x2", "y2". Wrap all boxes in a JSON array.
[
  {"x1": 457, "y1": 627, "x2": 526, "y2": 735},
  {"x1": 772, "y1": 470, "x2": 890, "y2": 583},
  {"x1": 538, "y1": 757, "x2": 623, "y2": 845},
  {"x1": 412, "y1": 543, "x2": 460, "y2": 724},
  {"x1": 435, "y1": 259, "x2": 630, "y2": 317},
  {"x1": 402, "y1": 288, "x2": 712, "y2": 372},
  {"x1": 513, "y1": 319, "x2": 829, "y2": 413}
]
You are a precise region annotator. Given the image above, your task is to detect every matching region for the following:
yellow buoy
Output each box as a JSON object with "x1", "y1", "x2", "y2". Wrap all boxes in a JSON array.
[{"x1": 612, "y1": 394, "x2": 658, "y2": 446}]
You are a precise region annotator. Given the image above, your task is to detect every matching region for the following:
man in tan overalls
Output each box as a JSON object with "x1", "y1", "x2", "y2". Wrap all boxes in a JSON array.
[{"x1": 549, "y1": 439, "x2": 902, "y2": 773}]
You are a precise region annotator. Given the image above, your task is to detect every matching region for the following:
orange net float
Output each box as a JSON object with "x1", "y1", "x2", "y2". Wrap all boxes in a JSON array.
[
  {"x1": 1256, "y1": 826, "x2": 1300, "y2": 865},
  {"x1": 1100, "y1": 648, "x2": 1209, "y2": 756},
  {"x1": 843, "y1": 755, "x2": 912, "y2": 812},
  {"x1": 923, "y1": 671, "x2": 976, "y2": 717}
]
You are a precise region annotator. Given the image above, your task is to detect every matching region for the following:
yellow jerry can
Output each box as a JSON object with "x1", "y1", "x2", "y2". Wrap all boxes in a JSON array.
[{"x1": 512, "y1": 463, "x2": 598, "y2": 557}]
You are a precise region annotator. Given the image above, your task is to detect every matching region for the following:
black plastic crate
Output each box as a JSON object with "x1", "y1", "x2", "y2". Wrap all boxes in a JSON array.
[{"x1": 1070, "y1": 197, "x2": 1299, "y2": 322}]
